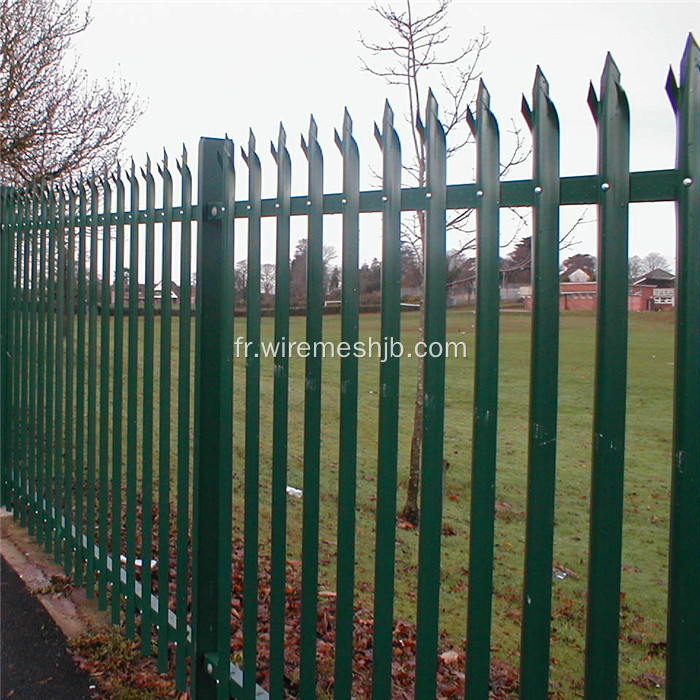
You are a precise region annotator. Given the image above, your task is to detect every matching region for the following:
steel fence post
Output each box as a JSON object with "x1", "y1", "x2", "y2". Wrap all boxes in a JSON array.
[
  {"x1": 0, "y1": 188, "x2": 9, "y2": 506},
  {"x1": 192, "y1": 136, "x2": 235, "y2": 700}
]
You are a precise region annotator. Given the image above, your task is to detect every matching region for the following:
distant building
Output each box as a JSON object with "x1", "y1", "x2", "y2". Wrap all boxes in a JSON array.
[
  {"x1": 631, "y1": 268, "x2": 675, "y2": 309},
  {"x1": 522, "y1": 267, "x2": 675, "y2": 311},
  {"x1": 110, "y1": 282, "x2": 146, "y2": 305},
  {"x1": 559, "y1": 281, "x2": 598, "y2": 310},
  {"x1": 154, "y1": 281, "x2": 180, "y2": 303},
  {"x1": 632, "y1": 268, "x2": 675, "y2": 287},
  {"x1": 561, "y1": 266, "x2": 595, "y2": 283},
  {"x1": 110, "y1": 281, "x2": 181, "y2": 305}
]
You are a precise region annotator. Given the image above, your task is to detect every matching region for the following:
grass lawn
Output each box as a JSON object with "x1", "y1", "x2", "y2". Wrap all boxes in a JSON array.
[
  {"x1": 222, "y1": 308, "x2": 671, "y2": 698},
  {"x1": 91, "y1": 308, "x2": 674, "y2": 697}
]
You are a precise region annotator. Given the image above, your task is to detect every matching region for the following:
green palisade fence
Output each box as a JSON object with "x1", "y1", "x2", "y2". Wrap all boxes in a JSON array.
[{"x1": 0, "y1": 37, "x2": 698, "y2": 700}]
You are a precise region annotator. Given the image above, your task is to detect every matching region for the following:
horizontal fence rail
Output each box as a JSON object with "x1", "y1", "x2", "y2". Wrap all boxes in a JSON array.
[{"x1": 0, "y1": 36, "x2": 698, "y2": 700}]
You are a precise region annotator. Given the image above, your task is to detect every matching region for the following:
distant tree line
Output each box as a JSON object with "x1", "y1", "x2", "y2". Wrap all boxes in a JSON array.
[{"x1": 227, "y1": 235, "x2": 672, "y2": 310}]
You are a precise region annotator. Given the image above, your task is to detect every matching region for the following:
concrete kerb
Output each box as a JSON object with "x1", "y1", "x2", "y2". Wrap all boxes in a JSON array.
[{"x1": 0, "y1": 507, "x2": 109, "y2": 639}]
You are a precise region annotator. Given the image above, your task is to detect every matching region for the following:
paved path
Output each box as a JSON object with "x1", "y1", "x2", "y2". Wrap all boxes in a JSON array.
[{"x1": 1, "y1": 555, "x2": 95, "y2": 700}]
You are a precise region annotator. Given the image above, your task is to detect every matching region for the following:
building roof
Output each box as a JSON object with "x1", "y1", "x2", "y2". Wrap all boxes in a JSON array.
[
  {"x1": 560, "y1": 265, "x2": 595, "y2": 282},
  {"x1": 632, "y1": 268, "x2": 675, "y2": 285}
]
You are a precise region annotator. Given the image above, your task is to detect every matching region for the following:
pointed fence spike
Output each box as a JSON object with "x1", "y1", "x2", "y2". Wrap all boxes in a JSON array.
[
  {"x1": 374, "y1": 122, "x2": 383, "y2": 149},
  {"x1": 415, "y1": 111, "x2": 425, "y2": 141},
  {"x1": 223, "y1": 138, "x2": 235, "y2": 170},
  {"x1": 300, "y1": 135, "x2": 308, "y2": 157},
  {"x1": 679, "y1": 32, "x2": 699, "y2": 79},
  {"x1": 334, "y1": 128, "x2": 343, "y2": 152},
  {"x1": 478, "y1": 79, "x2": 491, "y2": 110},
  {"x1": 271, "y1": 141, "x2": 278, "y2": 162},
  {"x1": 278, "y1": 122, "x2": 287, "y2": 148},
  {"x1": 587, "y1": 82, "x2": 599, "y2": 122},
  {"x1": 521, "y1": 95, "x2": 533, "y2": 130},
  {"x1": 309, "y1": 115, "x2": 318, "y2": 140},
  {"x1": 240, "y1": 146, "x2": 249, "y2": 165},
  {"x1": 600, "y1": 53, "x2": 622, "y2": 97},
  {"x1": 383, "y1": 100, "x2": 394, "y2": 127},
  {"x1": 343, "y1": 107, "x2": 352, "y2": 133},
  {"x1": 426, "y1": 89, "x2": 439, "y2": 120},
  {"x1": 666, "y1": 68, "x2": 680, "y2": 113},
  {"x1": 683, "y1": 30, "x2": 699, "y2": 52},
  {"x1": 534, "y1": 65, "x2": 549, "y2": 93},
  {"x1": 679, "y1": 33, "x2": 700, "y2": 91},
  {"x1": 466, "y1": 106, "x2": 477, "y2": 136}
]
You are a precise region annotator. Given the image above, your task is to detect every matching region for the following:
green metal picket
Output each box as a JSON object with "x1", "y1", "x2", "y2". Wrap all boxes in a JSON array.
[
  {"x1": 520, "y1": 68, "x2": 561, "y2": 700},
  {"x1": 666, "y1": 35, "x2": 700, "y2": 700}
]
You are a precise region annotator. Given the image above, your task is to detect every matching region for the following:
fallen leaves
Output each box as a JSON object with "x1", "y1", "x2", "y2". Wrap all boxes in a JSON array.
[
  {"x1": 70, "y1": 626, "x2": 181, "y2": 699},
  {"x1": 34, "y1": 573, "x2": 74, "y2": 597},
  {"x1": 631, "y1": 671, "x2": 665, "y2": 689},
  {"x1": 220, "y1": 541, "x2": 519, "y2": 698},
  {"x1": 440, "y1": 649, "x2": 460, "y2": 664},
  {"x1": 93, "y1": 499, "x2": 521, "y2": 698}
]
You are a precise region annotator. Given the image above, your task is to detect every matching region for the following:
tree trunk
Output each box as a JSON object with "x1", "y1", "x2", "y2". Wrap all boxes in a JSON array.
[
  {"x1": 402, "y1": 314, "x2": 424, "y2": 525},
  {"x1": 401, "y1": 211, "x2": 427, "y2": 526}
]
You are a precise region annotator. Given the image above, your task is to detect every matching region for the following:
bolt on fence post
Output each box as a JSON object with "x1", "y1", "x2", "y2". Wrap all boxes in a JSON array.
[{"x1": 191, "y1": 137, "x2": 235, "y2": 700}]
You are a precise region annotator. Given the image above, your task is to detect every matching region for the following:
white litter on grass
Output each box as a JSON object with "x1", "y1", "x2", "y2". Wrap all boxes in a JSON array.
[
  {"x1": 119, "y1": 555, "x2": 157, "y2": 569},
  {"x1": 286, "y1": 486, "x2": 303, "y2": 498}
]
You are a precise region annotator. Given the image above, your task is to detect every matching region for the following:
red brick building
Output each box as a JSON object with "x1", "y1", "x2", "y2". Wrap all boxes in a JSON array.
[{"x1": 522, "y1": 267, "x2": 675, "y2": 311}]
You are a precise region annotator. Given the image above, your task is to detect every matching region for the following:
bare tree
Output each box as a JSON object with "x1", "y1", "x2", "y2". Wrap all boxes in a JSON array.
[
  {"x1": 261, "y1": 263, "x2": 276, "y2": 296},
  {"x1": 361, "y1": 0, "x2": 528, "y2": 525},
  {"x1": 289, "y1": 239, "x2": 338, "y2": 304},
  {"x1": 628, "y1": 255, "x2": 645, "y2": 281},
  {"x1": 641, "y1": 251, "x2": 671, "y2": 274},
  {"x1": 234, "y1": 260, "x2": 248, "y2": 305},
  {"x1": 0, "y1": 0, "x2": 142, "y2": 186}
]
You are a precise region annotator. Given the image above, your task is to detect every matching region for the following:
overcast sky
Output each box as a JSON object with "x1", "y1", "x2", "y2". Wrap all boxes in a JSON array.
[{"x1": 74, "y1": 1, "x2": 698, "y2": 267}]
